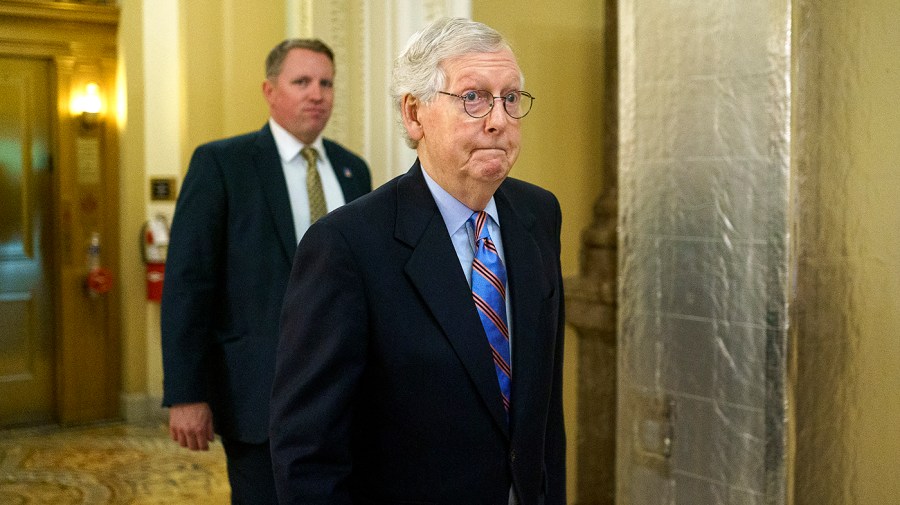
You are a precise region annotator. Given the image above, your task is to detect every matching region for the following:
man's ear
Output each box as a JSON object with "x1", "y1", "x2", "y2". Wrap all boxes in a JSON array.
[
  {"x1": 400, "y1": 95, "x2": 425, "y2": 142},
  {"x1": 262, "y1": 79, "x2": 274, "y2": 105}
]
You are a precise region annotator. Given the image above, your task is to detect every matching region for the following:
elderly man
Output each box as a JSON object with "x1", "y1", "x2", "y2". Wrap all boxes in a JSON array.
[{"x1": 270, "y1": 18, "x2": 565, "y2": 505}]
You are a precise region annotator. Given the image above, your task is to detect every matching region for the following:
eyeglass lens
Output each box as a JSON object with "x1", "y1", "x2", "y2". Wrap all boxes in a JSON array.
[{"x1": 463, "y1": 90, "x2": 533, "y2": 119}]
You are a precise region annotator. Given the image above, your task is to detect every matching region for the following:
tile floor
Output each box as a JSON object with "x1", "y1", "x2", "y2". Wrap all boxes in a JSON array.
[{"x1": 0, "y1": 422, "x2": 230, "y2": 504}]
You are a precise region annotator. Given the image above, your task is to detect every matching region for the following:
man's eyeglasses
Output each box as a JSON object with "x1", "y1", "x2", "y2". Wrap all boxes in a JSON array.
[{"x1": 438, "y1": 90, "x2": 535, "y2": 119}]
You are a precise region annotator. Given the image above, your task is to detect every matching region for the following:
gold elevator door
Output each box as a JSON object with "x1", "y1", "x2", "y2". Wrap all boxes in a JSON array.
[{"x1": 0, "y1": 56, "x2": 55, "y2": 428}]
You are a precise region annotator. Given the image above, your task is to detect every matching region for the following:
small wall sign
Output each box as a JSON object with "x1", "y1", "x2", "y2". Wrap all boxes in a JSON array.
[{"x1": 150, "y1": 177, "x2": 177, "y2": 201}]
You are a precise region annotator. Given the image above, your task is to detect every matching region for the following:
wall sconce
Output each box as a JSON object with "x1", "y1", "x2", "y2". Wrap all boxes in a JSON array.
[{"x1": 72, "y1": 82, "x2": 104, "y2": 129}]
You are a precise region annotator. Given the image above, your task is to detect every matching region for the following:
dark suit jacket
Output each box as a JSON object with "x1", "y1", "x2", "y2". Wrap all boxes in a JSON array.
[
  {"x1": 161, "y1": 123, "x2": 371, "y2": 443},
  {"x1": 270, "y1": 161, "x2": 566, "y2": 505}
]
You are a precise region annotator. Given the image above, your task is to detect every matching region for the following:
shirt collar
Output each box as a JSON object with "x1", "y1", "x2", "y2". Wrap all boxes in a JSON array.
[
  {"x1": 269, "y1": 118, "x2": 326, "y2": 162},
  {"x1": 420, "y1": 163, "x2": 500, "y2": 236}
]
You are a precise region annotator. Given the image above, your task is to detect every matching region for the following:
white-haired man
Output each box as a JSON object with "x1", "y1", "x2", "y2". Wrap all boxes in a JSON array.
[{"x1": 271, "y1": 18, "x2": 565, "y2": 505}]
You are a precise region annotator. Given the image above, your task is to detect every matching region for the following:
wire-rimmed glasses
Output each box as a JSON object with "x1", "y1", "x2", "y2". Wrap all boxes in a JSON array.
[{"x1": 437, "y1": 90, "x2": 535, "y2": 119}]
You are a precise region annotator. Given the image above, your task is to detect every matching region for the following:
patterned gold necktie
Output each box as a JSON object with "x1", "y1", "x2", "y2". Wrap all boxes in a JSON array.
[{"x1": 302, "y1": 146, "x2": 327, "y2": 223}]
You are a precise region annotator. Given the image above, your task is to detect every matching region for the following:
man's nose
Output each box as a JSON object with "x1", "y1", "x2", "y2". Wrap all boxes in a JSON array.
[
  {"x1": 308, "y1": 83, "x2": 324, "y2": 100},
  {"x1": 484, "y1": 98, "x2": 510, "y2": 130}
]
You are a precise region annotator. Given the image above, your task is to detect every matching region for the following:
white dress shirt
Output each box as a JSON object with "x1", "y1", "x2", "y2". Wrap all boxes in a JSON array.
[{"x1": 269, "y1": 118, "x2": 346, "y2": 243}]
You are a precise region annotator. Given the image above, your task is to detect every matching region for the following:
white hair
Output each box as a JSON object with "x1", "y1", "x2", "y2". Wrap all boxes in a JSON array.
[{"x1": 391, "y1": 17, "x2": 521, "y2": 148}]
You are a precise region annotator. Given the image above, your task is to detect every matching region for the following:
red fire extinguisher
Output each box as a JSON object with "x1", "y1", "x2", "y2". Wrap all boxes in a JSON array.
[
  {"x1": 141, "y1": 215, "x2": 170, "y2": 302},
  {"x1": 85, "y1": 231, "x2": 113, "y2": 298}
]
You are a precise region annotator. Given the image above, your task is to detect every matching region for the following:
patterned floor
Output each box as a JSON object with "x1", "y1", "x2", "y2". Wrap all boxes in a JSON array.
[{"x1": 0, "y1": 422, "x2": 230, "y2": 504}]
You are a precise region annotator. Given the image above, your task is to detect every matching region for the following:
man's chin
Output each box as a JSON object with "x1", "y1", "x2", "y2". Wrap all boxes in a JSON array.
[
  {"x1": 474, "y1": 162, "x2": 512, "y2": 184},
  {"x1": 472, "y1": 153, "x2": 514, "y2": 177}
]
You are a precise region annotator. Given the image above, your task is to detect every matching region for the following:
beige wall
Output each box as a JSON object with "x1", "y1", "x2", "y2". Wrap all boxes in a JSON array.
[
  {"x1": 471, "y1": 2, "x2": 605, "y2": 279},
  {"x1": 180, "y1": 0, "x2": 285, "y2": 160},
  {"x1": 473, "y1": 1, "x2": 607, "y2": 498},
  {"x1": 117, "y1": 0, "x2": 287, "y2": 414},
  {"x1": 793, "y1": 0, "x2": 900, "y2": 503},
  {"x1": 845, "y1": 0, "x2": 900, "y2": 499},
  {"x1": 118, "y1": 0, "x2": 147, "y2": 404}
]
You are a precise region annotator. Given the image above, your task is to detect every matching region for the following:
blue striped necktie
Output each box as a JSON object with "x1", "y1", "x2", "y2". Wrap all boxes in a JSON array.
[{"x1": 468, "y1": 210, "x2": 512, "y2": 414}]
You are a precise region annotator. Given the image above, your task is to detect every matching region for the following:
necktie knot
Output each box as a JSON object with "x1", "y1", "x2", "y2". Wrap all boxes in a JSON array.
[
  {"x1": 301, "y1": 146, "x2": 318, "y2": 166},
  {"x1": 469, "y1": 210, "x2": 490, "y2": 244}
]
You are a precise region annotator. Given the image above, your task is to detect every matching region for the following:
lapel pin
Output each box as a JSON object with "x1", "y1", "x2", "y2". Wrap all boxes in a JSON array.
[{"x1": 343, "y1": 167, "x2": 353, "y2": 178}]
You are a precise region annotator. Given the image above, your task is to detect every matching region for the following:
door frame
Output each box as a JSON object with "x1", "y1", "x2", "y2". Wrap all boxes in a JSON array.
[{"x1": 0, "y1": 1, "x2": 121, "y2": 425}]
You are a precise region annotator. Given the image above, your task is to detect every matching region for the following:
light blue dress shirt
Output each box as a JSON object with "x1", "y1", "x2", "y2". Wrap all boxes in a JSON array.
[
  {"x1": 420, "y1": 166, "x2": 513, "y2": 353},
  {"x1": 420, "y1": 165, "x2": 519, "y2": 505}
]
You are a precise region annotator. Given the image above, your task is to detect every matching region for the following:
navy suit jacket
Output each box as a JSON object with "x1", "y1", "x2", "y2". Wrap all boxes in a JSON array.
[
  {"x1": 270, "y1": 161, "x2": 566, "y2": 505},
  {"x1": 161, "y1": 123, "x2": 371, "y2": 442}
]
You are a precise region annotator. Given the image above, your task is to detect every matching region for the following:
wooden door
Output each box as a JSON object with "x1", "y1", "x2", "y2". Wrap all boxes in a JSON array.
[{"x1": 0, "y1": 56, "x2": 55, "y2": 427}]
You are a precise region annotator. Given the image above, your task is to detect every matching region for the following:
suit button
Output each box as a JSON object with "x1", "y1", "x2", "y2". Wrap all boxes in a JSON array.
[{"x1": 510, "y1": 450, "x2": 517, "y2": 463}]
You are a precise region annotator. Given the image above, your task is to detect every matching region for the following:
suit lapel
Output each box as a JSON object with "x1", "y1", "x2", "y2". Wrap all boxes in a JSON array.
[
  {"x1": 494, "y1": 186, "x2": 544, "y2": 434},
  {"x1": 253, "y1": 124, "x2": 297, "y2": 260},
  {"x1": 323, "y1": 140, "x2": 360, "y2": 201},
  {"x1": 397, "y1": 162, "x2": 511, "y2": 437}
]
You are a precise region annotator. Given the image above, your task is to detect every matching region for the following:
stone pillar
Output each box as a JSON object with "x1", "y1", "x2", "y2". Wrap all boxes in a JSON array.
[
  {"x1": 565, "y1": 187, "x2": 617, "y2": 505},
  {"x1": 564, "y1": 1, "x2": 617, "y2": 503}
]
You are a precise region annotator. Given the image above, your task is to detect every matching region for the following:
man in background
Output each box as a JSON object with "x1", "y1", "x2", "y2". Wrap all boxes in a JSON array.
[
  {"x1": 270, "y1": 18, "x2": 566, "y2": 505},
  {"x1": 161, "y1": 38, "x2": 371, "y2": 504}
]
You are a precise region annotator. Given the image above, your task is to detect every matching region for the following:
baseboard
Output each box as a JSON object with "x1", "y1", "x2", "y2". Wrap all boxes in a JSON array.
[{"x1": 120, "y1": 392, "x2": 167, "y2": 424}]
